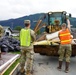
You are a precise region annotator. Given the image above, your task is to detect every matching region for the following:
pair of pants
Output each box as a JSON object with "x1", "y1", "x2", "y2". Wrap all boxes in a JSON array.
[
  {"x1": 0, "y1": 48, "x2": 1, "y2": 53},
  {"x1": 58, "y1": 44, "x2": 72, "y2": 62},
  {"x1": 20, "y1": 46, "x2": 34, "y2": 73}
]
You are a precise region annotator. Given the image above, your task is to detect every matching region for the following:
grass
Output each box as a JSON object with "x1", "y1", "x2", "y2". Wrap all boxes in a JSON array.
[
  {"x1": 3, "y1": 58, "x2": 20, "y2": 75},
  {"x1": 10, "y1": 51, "x2": 20, "y2": 54},
  {"x1": 13, "y1": 36, "x2": 19, "y2": 40}
]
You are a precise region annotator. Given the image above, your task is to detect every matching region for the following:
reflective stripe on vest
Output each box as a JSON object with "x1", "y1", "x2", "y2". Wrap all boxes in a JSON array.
[
  {"x1": 20, "y1": 28, "x2": 31, "y2": 46},
  {"x1": 59, "y1": 28, "x2": 71, "y2": 44}
]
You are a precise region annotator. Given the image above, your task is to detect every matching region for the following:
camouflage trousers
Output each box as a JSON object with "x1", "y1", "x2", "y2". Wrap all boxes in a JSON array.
[
  {"x1": 0, "y1": 48, "x2": 1, "y2": 59},
  {"x1": 0, "y1": 48, "x2": 1, "y2": 53},
  {"x1": 58, "y1": 44, "x2": 72, "y2": 62},
  {"x1": 20, "y1": 46, "x2": 34, "y2": 74},
  {"x1": 0, "y1": 37, "x2": 1, "y2": 54}
]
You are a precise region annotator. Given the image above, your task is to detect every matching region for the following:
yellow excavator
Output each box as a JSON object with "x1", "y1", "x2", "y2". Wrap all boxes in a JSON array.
[{"x1": 34, "y1": 11, "x2": 76, "y2": 56}]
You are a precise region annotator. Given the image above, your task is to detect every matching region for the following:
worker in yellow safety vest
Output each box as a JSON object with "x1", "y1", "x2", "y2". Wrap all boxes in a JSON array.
[{"x1": 19, "y1": 20, "x2": 36, "y2": 75}]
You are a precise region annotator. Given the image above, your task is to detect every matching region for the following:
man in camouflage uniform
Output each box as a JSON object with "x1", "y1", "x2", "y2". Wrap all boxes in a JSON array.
[
  {"x1": 19, "y1": 20, "x2": 36, "y2": 75},
  {"x1": 57, "y1": 19, "x2": 72, "y2": 73},
  {"x1": 0, "y1": 25, "x2": 4, "y2": 59}
]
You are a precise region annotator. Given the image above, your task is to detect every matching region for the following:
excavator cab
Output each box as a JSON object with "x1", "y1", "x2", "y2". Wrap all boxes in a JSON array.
[{"x1": 46, "y1": 11, "x2": 67, "y2": 33}]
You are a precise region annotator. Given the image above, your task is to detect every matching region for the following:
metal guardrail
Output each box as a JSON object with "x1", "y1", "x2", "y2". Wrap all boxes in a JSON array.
[{"x1": 0, "y1": 54, "x2": 20, "y2": 75}]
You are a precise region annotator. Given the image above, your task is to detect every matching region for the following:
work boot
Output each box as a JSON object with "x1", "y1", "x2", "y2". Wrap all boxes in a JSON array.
[
  {"x1": 17, "y1": 67, "x2": 25, "y2": 75},
  {"x1": 57, "y1": 61, "x2": 62, "y2": 71},
  {"x1": 26, "y1": 73, "x2": 32, "y2": 75},
  {"x1": 20, "y1": 67, "x2": 25, "y2": 72},
  {"x1": 26, "y1": 70, "x2": 32, "y2": 75},
  {"x1": 65, "y1": 62, "x2": 69, "y2": 73},
  {"x1": 17, "y1": 71, "x2": 25, "y2": 75}
]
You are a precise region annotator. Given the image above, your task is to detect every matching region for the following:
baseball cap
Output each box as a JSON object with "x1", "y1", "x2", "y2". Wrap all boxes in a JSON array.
[{"x1": 61, "y1": 23, "x2": 67, "y2": 27}]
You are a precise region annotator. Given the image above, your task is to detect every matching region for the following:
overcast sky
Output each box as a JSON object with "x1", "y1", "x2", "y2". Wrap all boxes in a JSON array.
[{"x1": 0, "y1": 0, "x2": 76, "y2": 20}]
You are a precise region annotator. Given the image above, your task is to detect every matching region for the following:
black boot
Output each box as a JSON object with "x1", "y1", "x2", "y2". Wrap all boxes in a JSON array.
[
  {"x1": 17, "y1": 67, "x2": 25, "y2": 75},
  {"x1": 65, "y1": 62, "x2": 69, "y2": 73},
  {"x1": 17, "y1": 71, "x2": 25, "y2": 75},
  {"x1": 57, "y1": 61, "x2": 62, "y2": 71}
]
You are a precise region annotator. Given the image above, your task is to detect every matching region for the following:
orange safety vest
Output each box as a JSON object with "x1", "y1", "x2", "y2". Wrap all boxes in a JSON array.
[{"x1": 59, "y1": 28, "x2": 72, "y2": 45}]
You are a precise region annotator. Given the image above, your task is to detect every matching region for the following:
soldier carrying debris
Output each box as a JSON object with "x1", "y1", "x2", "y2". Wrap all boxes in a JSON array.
[{"x1": 0, "y1": 25, "x2": 4, "y2": 59}]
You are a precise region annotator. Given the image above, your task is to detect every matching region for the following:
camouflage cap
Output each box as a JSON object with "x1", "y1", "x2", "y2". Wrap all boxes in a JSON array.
[
  {"x1": 0, "y1": 25, "x2": 3, "y2": 28},
  {"x1": 62, "y1": 23, "x2": 66, "y2": 27},
  {"x1": 24, "y1": 20, "x2": 30, "y2": 24}
]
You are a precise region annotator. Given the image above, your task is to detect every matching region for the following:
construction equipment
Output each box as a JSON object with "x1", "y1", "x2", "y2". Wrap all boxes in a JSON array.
[
  {"x1": 34, "y1": 11, "x2": 76, "y2": 56},
  {"x1": 34, "y1": 14, "x2": 46, "y2": 33},
  {"x1": 45, "y1": 11, "x2": 70, "y2": 33}
]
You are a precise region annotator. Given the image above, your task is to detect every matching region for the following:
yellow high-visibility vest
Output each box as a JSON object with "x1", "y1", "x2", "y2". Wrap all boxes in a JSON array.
[{"x1": 20, "y1": 28, "x2": 31, "y2": 46}]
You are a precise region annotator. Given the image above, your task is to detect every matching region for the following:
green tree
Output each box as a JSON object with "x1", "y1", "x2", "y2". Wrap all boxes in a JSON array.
[{"x1": 14, "y1": 26, "x2": 22, "y2": 31}]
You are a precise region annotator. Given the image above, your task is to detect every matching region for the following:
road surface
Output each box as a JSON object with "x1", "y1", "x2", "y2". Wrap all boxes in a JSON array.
[{"x1": 33, "y1": 54, "x2": 76, "y2": 75}]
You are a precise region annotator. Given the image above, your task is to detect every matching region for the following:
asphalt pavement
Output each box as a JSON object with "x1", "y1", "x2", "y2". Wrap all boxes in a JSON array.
[{"x1": 33, "y1": 54, "x2": 76, "y2": 75}]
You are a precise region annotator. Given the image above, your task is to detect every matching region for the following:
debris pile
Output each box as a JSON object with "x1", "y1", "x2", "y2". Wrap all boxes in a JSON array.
[{"x1": 0, "y1": 36, "x2": 20, "y2": 52}]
